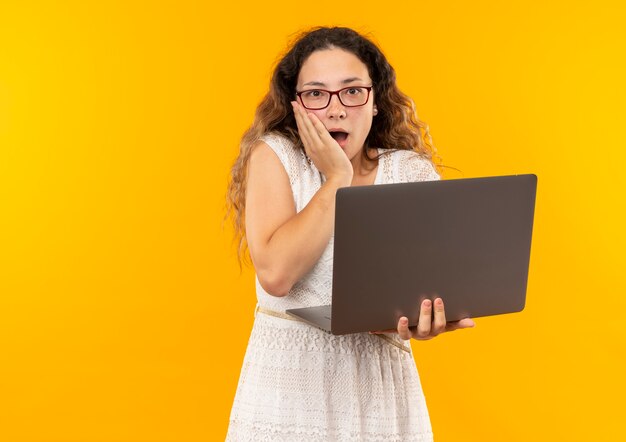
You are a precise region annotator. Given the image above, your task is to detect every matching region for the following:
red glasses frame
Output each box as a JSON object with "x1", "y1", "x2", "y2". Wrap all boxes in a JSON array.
[{"x1": 295, "y1": 86, "x2": 373, "y2": 110}]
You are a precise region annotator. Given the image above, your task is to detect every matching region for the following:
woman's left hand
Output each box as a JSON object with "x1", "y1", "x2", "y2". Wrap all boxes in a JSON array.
[{"x1": 371, "y1": 297, "x2": 475, "y2": 340}]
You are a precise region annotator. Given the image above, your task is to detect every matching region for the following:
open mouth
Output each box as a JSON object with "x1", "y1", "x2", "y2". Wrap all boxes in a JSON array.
[{"x1": 329, "y1": 131, "x2": 349, "y2": 145}]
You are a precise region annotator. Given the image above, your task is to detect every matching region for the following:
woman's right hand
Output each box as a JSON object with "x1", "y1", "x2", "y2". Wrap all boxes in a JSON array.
[{"x1": 291, "y1": 100, "x2": 353, "y2": 185}]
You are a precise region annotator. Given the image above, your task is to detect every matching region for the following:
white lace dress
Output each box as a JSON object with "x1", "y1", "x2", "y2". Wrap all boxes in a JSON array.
[{"x1": 227, "y1": 132, "x2": 441, "y2": 442}]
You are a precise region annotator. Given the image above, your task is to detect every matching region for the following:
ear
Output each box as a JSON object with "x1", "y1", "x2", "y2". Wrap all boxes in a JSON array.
[{"x1": 373, "y1": 105, "x2": 378, "y2": 116}]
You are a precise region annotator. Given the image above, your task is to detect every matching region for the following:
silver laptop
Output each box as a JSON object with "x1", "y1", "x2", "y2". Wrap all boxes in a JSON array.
[{"x1": 286, "y1": 174, "x2": 537, "y2": 335}]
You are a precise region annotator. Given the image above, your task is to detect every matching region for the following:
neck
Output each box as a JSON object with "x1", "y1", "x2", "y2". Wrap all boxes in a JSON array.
[{"x1": 350, "y1": 147, "x2": 379, "y2": 186}]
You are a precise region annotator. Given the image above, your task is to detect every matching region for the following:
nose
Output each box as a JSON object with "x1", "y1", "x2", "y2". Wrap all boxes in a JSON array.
[{"x1": 325, "y1": 94, "x2": 346, "y2": 119}]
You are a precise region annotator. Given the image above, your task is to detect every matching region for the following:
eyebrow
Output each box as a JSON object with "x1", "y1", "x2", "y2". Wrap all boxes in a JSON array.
[{"x1": 302, "y1": 77, "x2": 364, "y2": 87}]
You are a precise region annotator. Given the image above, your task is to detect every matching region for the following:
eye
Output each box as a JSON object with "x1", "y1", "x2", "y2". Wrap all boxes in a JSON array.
[
  {"x1": 302, "y1": 90, "x2": 322, "y2": 97},
  {"x1": 346, "y1": 87, "x2": 363, "y2": 95}
]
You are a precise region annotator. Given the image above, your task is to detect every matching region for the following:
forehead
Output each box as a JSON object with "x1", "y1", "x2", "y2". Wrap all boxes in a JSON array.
[{"x1": 297, "y1": 48, "x2": 370, "y2": 87}]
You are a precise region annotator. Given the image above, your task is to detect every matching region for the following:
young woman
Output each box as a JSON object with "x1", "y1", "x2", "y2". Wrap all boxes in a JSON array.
[{"x1": 226, "y1": 26, "x2": 475, "y2": 441}]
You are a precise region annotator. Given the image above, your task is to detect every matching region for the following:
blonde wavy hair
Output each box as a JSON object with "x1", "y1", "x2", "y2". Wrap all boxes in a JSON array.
[{"x1": 226, "y1": 27, "x2": 440, "y2": 265}]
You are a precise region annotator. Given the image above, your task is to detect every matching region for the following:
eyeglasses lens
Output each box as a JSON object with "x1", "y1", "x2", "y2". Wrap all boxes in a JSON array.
[{"x1": 300, "y1": 87, "x2": 369, "y2": 109}]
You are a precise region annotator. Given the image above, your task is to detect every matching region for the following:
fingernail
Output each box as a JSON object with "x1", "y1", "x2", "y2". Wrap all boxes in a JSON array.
[
  {"x1": 401, "y1": 317, "x2": 408, "y2": 325},
  {"x1": 435, "y1": 298, "x2": 443, "y2": 306},
  {"x1": 423, "y1": 299, "x2": 431, "y2": 308}
]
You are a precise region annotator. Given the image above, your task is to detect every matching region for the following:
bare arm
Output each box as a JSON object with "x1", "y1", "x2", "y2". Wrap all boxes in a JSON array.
[
  {"x1": 245, "y1": 102, "x2": 355, "y2": 297},
  {"x1": 245, "y1": 141, "x2": 350, "y2": 296}
]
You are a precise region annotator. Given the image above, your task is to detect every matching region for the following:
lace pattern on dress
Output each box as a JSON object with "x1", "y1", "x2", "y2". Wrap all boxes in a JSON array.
[{"x1": 227, "y1": 133, "x2": 439, "y2": 441}]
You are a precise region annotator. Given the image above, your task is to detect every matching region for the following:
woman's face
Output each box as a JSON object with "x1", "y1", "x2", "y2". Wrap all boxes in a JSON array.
[{"x1": 296, "y1": 47, "x2": 376, "y2": 161}]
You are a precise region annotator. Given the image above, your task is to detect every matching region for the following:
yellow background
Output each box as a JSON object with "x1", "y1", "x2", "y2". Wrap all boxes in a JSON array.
[{"x1": 1, "y1": 1, "x2": 625, "y2": 441}]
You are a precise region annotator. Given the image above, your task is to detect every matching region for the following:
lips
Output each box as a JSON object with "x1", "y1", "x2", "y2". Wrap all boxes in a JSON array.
[{"x1": 328, "y1": 128, "x2": 349, "y2": 147}]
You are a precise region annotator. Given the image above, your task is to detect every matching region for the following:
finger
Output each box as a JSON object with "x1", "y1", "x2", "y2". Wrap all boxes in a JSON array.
[
  {"x1": 294, "y1": 101, "x2": 320, "y2": 146},
  {"x1": 445, "y1": 318, "x2": 476, "y2": 332},
  {"x1": 432, "y1": 298, "x2": 447, "y2": 335},
  {"x1": 290, "y1": 101, "x2": 306, "y2": 138},
  {"x1": 416, "y1": 299, "x2": 432, "y2": 338},
  {"x1": 397, "y1": 317, "x2": 412, "y2": 340},
  {"x1": 307, "y1": 112, "x2": 335, "y2": 144},
  {"x1": 291, "y1": 101, "x2": 316, "y2": 153}
]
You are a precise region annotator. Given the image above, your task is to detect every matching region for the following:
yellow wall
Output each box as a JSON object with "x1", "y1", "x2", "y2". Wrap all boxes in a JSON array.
[{"x1": 1, "y1": 1, "x2": 624, "y2": 441}]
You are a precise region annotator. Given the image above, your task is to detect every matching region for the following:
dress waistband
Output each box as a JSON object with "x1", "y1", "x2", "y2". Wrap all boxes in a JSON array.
[{"x1": 255, "y1": 305, "x2": 411, "y2": 354}]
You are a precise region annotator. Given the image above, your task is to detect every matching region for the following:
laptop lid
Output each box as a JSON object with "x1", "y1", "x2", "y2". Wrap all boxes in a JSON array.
[{"x1": 330, "y1": 174, "x2": 537, "y2": 335}]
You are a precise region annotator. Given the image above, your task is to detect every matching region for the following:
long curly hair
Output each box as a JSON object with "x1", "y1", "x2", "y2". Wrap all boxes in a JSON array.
[{"x1": 226, "y1": 26, "x2": 440, "y2": 264}]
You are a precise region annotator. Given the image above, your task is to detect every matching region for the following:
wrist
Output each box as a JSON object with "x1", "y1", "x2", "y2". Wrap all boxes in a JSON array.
[{"x1": 325, "y1": 173, "x2": 352, "y2": 188}]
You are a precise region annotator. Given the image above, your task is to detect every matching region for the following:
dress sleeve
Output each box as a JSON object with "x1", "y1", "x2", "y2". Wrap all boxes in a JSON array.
[
  {"x1": 393, "y1": 150, "x2": 441, "y2": 183},
  {"x1": 259, "y1": 133, "x2": 293, "y2": 182},
  {"x1": 259, "y1": 132, "x2": 319, "y2": 212}
]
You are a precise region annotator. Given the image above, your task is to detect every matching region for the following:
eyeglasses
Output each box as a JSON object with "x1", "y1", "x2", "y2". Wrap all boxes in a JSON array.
[{"x1": 295, "y1": 86, "x2": 373, "y2": 110}]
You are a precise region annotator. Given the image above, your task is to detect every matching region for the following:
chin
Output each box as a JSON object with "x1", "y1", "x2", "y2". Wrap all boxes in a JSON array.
[{"x1": 345, "y1": 149, "x2": 361, "y2": 161}]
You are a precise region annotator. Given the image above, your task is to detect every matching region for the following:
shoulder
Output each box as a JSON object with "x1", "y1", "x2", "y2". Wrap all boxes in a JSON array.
[
  {"x1": 257, "y1": 132, "x2": 306, "y2": 171},
  {"x1": 258, "y1": 132, "x2": 299, "y2": 159},
  {"x1": 259, "y1": 131, "x2": 294, "y2": 150},
  {"x1": 252, "y1": 132, "x2": 314, "y2": 191},
  {"x1": 386, "y1": 149, "x2": 440, "y2": 183},
  {"x1": 248, "y1": 137, "x2": 290, "y2": 183}
]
